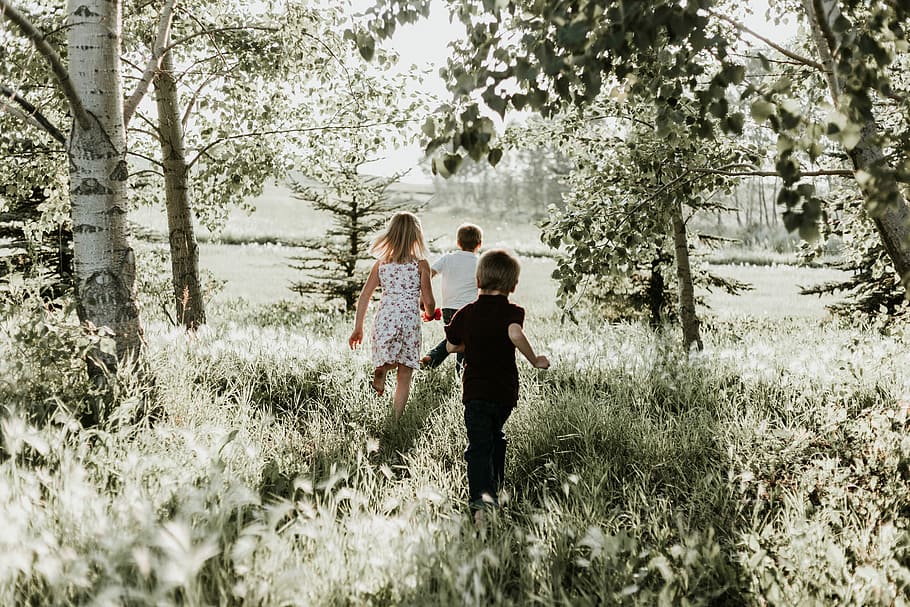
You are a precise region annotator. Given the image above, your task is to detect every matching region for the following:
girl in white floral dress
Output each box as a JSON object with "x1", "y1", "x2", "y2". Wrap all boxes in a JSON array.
[{"x1": 349, "y1": 212, "x2": 436, "y2": 419}]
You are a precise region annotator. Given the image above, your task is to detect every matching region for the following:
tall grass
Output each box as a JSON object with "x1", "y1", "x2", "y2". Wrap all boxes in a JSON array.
[{"x1": 2, "y1": 300, "x2": 909, "y2": 605}]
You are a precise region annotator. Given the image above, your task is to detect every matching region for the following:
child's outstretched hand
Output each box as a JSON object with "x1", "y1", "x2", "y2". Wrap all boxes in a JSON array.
[
  {"x1": 533, "y1": 355, "x2": 550, "y2": 369},
  {"x1": 349, "y1": 329, "x2": 363, "y2": 350},
  {"x1": 422, "y1": 307, "x2": 442, "y2": 322}
]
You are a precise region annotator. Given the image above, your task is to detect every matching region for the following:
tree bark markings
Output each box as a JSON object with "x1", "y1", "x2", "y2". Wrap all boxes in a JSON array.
[
  {"x1": 672, "y1": 201, "x2": 703, "y2": 352},
  {"x1": 67, "y1": 0, "x2": 142, "y2": 361},
  {"x1": 155, "y1": 49, "x2": 205, "y2": 329}
]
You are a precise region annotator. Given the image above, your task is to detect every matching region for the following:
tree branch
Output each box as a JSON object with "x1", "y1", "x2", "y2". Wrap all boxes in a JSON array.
[
  {"x1": 0, "y1": 97, "x2": 50, "y2": 137},
  {"x1": 130, "y1": 168, "x2": 165, "y2": 179},
  {"x1": 186, "y1": 119, "x2": 415, "y2": 169},
  {"x1": 124, "y1": 0, "x2": 159, "y2": 19},
  {"x1": 689, "y1": 166, "x2": 853, "y2": 177},
  {"x1": 0, "y1": 0, "x2": 90, "y2": 128},
  {"x1": 298, "y1": 30, "x2": 362, "y2": 114},
  {"x1": 174, "y1": 53, "x2": 226, "y2": 84},
  {"x1": 0, "y1": 83, "x2": 66, "y2": 143},
  {"x1": 133, "y1": 107, "x2": 161, "y2": 136},
  {"x1": 181, "y1": 65, "x2": 239, "y2": 127},
  {"x1": 120, "y1": 56, "x2": 145, "y2": 79},
  {"x1": 163, "y1": 24, "x2": 278, "y2": 55},
  {"x1": 181, "y1": 7, "x2": 231, "y2": 72},
  {"x1": 123, "y1": 0, "x2": 178, "y2": 126},
  {"x1": 127, "y1": 149, "x2": 165, "y2": 168},
  {"x1": 709, "y1": 9, "x2": 826, "y2": 72},
  {"x1": 127, "y1": 125, "x2": 162, "y2": 141},
  {"x1": 583, "y1": 111, "x2": 654, "y2": 130},
  {"x1": 1, "y1": 149, "x2": 66, "y2": 158},
  {"x1": 728, "y1": 51, "x2": 824, "y2": 70}
]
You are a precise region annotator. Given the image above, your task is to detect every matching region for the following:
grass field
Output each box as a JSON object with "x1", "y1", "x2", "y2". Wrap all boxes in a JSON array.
[
  {"x1": 134, "y1": 182, "x2": 849, "y2": 320},
  {"x1": 3, "y1": 187, "x2": 908, "y2": 605},
  {"x1": 4, "y1": 297, "x2": 909, "y2": 605},
  {"x1": 131, "y1": 182, "x2": 550, "y2": 255}
]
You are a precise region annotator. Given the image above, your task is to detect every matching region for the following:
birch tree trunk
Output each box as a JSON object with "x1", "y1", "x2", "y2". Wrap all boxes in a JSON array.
[
  {"x1": 671, "y1": 202, "x2": 703, "y2": 352},
  {"x1": 67, "y1": 0, "x2": 142, "y2": 363},
  {"x1": 155, "y1": 50, "x2": 205, "y2": 329},
  {"x1": 804, "y1": 0, "x2": 910, "y2": 287}
]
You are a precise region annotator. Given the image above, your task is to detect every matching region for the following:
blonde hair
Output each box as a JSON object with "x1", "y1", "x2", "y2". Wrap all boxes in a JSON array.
[
  {"x1": 370, "y1": 211, "x2": 429, "y2": 263},
  {"x1": 476, "y1": 248, "x2": 520, "y2": 292}
]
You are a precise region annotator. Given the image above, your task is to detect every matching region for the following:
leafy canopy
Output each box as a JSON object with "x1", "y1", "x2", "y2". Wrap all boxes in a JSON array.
[{"x1": 355, "y1": 0, "x2": 910, "y2": 237}]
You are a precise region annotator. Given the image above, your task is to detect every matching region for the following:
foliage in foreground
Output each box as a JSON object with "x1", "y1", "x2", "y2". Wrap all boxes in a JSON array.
[
  {"x1": 801, "y1": 188, "x2": 910, "y2": 327},
  {"x1": 1, "y1": 303, "x2": 910, "y2": 605}
]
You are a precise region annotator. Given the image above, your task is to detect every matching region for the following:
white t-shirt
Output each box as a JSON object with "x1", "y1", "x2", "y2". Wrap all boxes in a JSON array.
[{"x1": 432, "y1": 250, "x2": 478, "y2": 310}]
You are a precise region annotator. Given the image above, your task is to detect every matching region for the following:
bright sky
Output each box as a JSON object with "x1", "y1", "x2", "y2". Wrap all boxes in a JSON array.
[{"x1": 363, "y1": 0, "x2": 799, "y2": 181}]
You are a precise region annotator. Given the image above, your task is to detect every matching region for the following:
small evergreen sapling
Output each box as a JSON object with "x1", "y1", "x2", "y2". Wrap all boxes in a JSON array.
[{"x1": 289, "y1": 163, "x2": 418, "y2": 311}]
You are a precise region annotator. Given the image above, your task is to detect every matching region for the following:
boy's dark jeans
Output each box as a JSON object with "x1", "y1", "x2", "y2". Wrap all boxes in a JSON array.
[
  {"x1": 464, "y1": 399, "x2": 513, "y2": 511},
  {"x1": 424, "y1": 308, "x2": 464, "y2": 370}
]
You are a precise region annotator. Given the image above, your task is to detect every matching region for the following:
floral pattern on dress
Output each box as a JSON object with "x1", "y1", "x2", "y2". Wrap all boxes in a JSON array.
[{"x1": 372, "y1": 261, "x2": 422, "y2": 369}]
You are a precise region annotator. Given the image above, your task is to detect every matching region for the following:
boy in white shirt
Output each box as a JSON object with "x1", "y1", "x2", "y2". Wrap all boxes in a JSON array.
[{"x1": 420, "y1": 223, "x2": 483, "y2": 371}]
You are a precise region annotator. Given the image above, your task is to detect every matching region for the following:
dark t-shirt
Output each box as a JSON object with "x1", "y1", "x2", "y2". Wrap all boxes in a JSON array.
[{"x1": 445, "y1": 294, "x2": 525, "y2": 407}]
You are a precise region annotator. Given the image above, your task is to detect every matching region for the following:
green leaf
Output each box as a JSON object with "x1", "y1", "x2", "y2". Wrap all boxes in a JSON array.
[
  {"x1": 421, "y1": 117, "x2": 435, "y2": 138},
  {"x1": 775, "y1": 155, "x2": 800, "y2": 183},
  {"x1": 724, "y1": 112, "x2": 745, "y2": 134},
  {"x1": 796, "y1": 183, "x2": 815, "y2": 198},
  {"x1": 798, "y1": 220, "x2": 820, "y2": 242},
  {"x1": 443, "y1": 153, "x2": 462, "y2": 175},
  {"x1": 355, "y1": 32, "x2": 375, "y2": 62},
  {"x1": 488, "y1": 148, "x2": 503, "y2": 167},
  {"x1": 771, "y1": 76, "x2": 792, "y2": 93},
  {"x1": 709, "y1": 97, "x2": 729, "y2": 118},
  {"x1": 729, "y1": 64, "x2": 746, "y2": 85},
  {"x1": 511, "y1": 93, "x2": 527, "y2": 111},
  {"x1": 840, "y1": 122, "x2": 863, "y2": 150},
  {"x1": 527, "y1": 89, "x2": 548, "y2": 109},
  {"x1": 782, "y1": 210, "x2": 800, "y2": 231},
  {"x1": 556, "y1": 21, "x2": 589, "y2": 50},
  {"x1": 750, "y1": 99, "x2": 775, "y2": 121},
  {"x1": 483, "y1": 87, "x2": 508, "y2": 118},
  {"x1": 833, "y1": 15, "x2": 852, "y2": 33}
]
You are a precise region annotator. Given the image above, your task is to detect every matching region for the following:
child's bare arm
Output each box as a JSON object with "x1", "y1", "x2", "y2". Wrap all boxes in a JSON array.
[
  {"x1": 349, "y1": 261, "x2": 380, "y2": 349},
  {"x1": 418, "y1": 259, "x2": 436, "y2": 312},
  {"x1": 508, "y1": 323, "x2": 550, "y2": 369}
]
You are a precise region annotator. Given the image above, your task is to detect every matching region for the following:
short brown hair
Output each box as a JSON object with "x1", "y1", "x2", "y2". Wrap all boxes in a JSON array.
[
  {"x1": 456, "y1": 223, "x2": 482, "y2": 251},
  {"x1": 476, "y1": 249, "x2": 520, "y2": 293}
]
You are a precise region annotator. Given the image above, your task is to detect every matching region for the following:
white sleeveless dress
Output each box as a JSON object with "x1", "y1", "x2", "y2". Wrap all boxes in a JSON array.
[{"x1": 372, "y1": 261, "x2": 421, "y2": 369}]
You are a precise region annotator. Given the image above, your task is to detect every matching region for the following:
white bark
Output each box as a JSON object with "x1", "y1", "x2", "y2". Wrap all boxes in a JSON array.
[
  {"x1": 123, "y1": 0, "x2": 177, "y2": 126},
  {"x1": 804, "y1": 0, "x2": 910, "y2": 286},
  {"x1": 67, "y1": 0, "x2": 142, "y2": 361}
]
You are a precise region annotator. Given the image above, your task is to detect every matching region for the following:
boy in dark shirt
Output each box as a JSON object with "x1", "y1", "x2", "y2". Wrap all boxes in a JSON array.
[{"x1": 444, "y1": 249, "x2": 550, "y2": 524}]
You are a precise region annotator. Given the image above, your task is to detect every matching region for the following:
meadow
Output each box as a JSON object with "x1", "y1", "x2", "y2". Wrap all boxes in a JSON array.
[{"x1": 2, "y1": 188, "x2": 909, "y2": 606}]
